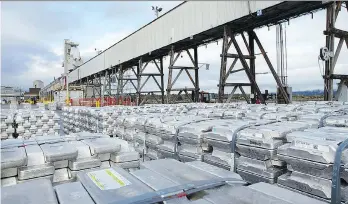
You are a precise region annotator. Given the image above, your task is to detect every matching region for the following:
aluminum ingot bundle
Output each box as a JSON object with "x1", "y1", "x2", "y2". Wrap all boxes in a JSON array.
[
  {"x1": 202, "y1": 120, "x2": 258, "y2": 170},
  {"x1": 110, "y1": 138, "x2": 140, "y2": 170},
  {"x1": 1, "y1": 179, "x2": 58, "y2": 204},
  {"x1": 76, "y1": 166, "x2": 153, "y2": 204},
  {"x1": 278, "y1": 127, "x2": 348, "y2": 202},
  {"x1": 235, "y1": 120, "x2": 320, "y2": 184},
  {"x1": 1, "y1": 147, "x2": 27, "y2": 186},
  {"x1": 177, "y1": 119, "x2": 220, "y2": 162}
]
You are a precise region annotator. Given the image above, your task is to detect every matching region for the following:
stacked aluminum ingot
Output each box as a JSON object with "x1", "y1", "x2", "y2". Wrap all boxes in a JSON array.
[
  {"x1": 18, "y1": 136, "x2": 75, "y2": 185},
  {"x1": 155, "y1": 116, "x2": 206, "y2": 160},
  {"x1": 1, "y1": 112, "x2": 15, "y2": 139},
  {"x1": 201, "y1": 120, "x2": 258, "y2": 170},
  {"x1": 277, "y1": 125, "x2": 348, "y2": 202},
  {"x1": 177, "y1": 119, "x2": 233, "y2": 162},
  {"x1": 109, "y1": 138, "x2": 141, "y2": 170},
  {"x1": 1, "y1": 140, "x2": 27, "y2": 186},
  {"x1": 66, "y1": 134, "x2": 110, "y2": 179},
  {"x1": 0, "y1": 133, "x2": 137, "y2": 186},
  {"x1": 235, "y1": 120, "x2": 319, "y2": 184}
]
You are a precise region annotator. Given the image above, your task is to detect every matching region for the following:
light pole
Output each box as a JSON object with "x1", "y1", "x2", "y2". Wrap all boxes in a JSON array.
[{"x1": 152, "y1": 6, "x2": 162, "y2": 18}]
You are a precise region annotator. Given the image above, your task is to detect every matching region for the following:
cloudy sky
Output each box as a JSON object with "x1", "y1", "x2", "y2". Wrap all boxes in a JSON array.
[{"x1": 1, "y1": 1, "x2": 347, "y2": 94}]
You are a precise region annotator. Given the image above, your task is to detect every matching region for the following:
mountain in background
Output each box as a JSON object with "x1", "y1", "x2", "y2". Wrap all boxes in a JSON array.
[{"x1": 292, "y1": 89, "x2": 337, "y2": 96}]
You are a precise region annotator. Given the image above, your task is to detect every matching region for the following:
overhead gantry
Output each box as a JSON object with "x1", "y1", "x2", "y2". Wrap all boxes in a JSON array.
[{"x1": 42, "y1": 1, "x2": 345, "y2": 105}]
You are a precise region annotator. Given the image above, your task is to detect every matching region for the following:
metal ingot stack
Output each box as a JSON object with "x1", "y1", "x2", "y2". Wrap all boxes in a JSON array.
[
  {"x1": 18, "y1": 143, "x2": 55, "y2": 184},
  {"x1": 67, "y1": 140, "x2": 103, "y2": 180},
  {"x1": 202, "y1": 120, "x2": 256, "y2": 170},
  {"x1": 76, "y1": 166, "x2": 153, "y2": 204},
  {"x1": 324, "y1": 114, "x2": 348, "y2": 127},
  {"x1": 2, "y1": 179, "x2": 59, "y2": 204},
  {"x1": 159, "y1": 115, "x2": 207, "y2": 160},
  {"x1": 40, "y1": 141, "x2": 79, "y2": 184},
  {"x1": 110, "y1": 138, "x2": 140, "y2": 170},
  {"x1": 277, "y1": 128, "x2": 348, "y2": 202},
  {"x1": 177, "y1": 119, "x2": 218, "y2": 162},
  {"x1": 81, "y1": 137, "x2": 121, "y2": 168},
  {"x1": 1, "y1": 141, "x2": 27, "y2": 186},
  {"x1": 134, "y1": 132, "x2": 164, "y2": 161},
  {"x1": 150, "y1": 117, "x2": 179, "y2": 159},
  {"x1": 235, "y1": 121, "x2": 319, "y2": 184}
]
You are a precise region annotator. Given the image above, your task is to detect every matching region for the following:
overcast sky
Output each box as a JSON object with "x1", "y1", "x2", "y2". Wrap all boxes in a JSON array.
[{"x1": 1, "y1": 1, "x2": 347, "y2": 94}]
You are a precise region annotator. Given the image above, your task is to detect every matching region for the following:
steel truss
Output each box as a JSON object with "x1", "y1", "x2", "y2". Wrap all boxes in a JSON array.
[
  {"x1": 137, "y1": 57, "x2": 165, "y2": 105},
  {"x1": 324, "y1": 1, "x2": 348, "y2": 101},
  {"x1": 218, "y1": 26, "x2": 290, "y2": 104},
  {"x1": 166, "y1": 46, "x2": 199, "y2": 103}
]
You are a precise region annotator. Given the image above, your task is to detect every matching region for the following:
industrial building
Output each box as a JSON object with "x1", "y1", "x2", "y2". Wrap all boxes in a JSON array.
[
  {"x1": 40, "y1": 1, "x2": 348, "y2": 106},
  {"x1": 1, "y1": 1, "x2": 348, "y2": 203},
  {"x1": 1, "y1": 86, "x2": 23, "y2": 103}
]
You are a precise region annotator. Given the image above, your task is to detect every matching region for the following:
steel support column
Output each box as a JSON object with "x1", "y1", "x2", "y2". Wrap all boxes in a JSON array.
[
  {"x1": 166, "y1": 46, "x2": 200, "y2": 103},
  {"x1": 137, "y1": 57, "x2": 164, "y2": 105},
  {"x1": 248, "y1": 31, "x2": 256, "y2": 104},
  {"x1": 218, "y1": 25, "x2": 290, "y2": 104},
  {"x1": 117, "y1": 65, "x2": 124, "y2": 96},
  {"x1": 323, "y1": 2, "x2": 347, "y2": 101},
  {"x1": 324, "y1": 3, "x2": 336, "y2": 101},
  {"x1": 218, "y1": 26, "x2": 265, "y2": 104}
]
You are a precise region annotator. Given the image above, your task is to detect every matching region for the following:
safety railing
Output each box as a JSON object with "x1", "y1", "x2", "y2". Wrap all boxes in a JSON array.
[{"x1": 74, "y1": 96, "x2": 135, "y2": 107}]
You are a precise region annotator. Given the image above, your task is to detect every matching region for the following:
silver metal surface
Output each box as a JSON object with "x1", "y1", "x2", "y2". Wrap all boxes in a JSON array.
[
  {"x1": 53, "y1": 168, "x2": 70, "y2": 183},
  {"x1": 1, "y1": 177, "x2": 17, "y2": 187},
  {"x1": 68, "y1": 140, "x2": 93, "y2": 159},
  {"x1": 55, "y1": 182, "x2": 95, "y2": 204},
  {"x1": 18, "y1": 164, "x2": 55, "y2": 180},
  {"x1": 25, "y1": 145, "x2": 45, "y2": 166},
  {"x1": 68, "y1": 158, "x2": 101, "y2": 171},
  {"x1": 53, "y1": 160, "x2": 69, "y2": 169},
  {"x1": 278, "y1": 171, "x2": 348, "y2": 202},
  {"x1": 236, "y1": 144, "x2": 281, "y2": 161},
  {"x1": 110, "y1": 152, "x2": 140, "y2": 163},
  {"x1": 98, "y1": 153, "x2": 111, "y2": 161},
  {"x1": 185, "y1": 161, "x2": 243, "y2": 181},
  {"x1": 1, "y1": 179, "x2": 58, "y2": 204},
  {"x1": 249, "y1": 182, "x2": 328, "y2": 204},
  {"x1": 82, "y1": 138, "x2": 121, "y2": 154},
  {"x1": 41, "y1": 142, "x2": 78, "y2": 162},
  {"x1": 111, "y1": 160, "x2": 140, "y2": 169},
  {"x1": 77, "y1": 167, "x2": 153, "y2": 204},
  {"x1": 236, "y1": 169, "x2": 277, "y2": 184},
  {"x1": 140, "y1": 159, "x2": 219, "y2": 184},
  {"x1": 236, "y1": 156, "x2": 286, "y2": 180},
  {"x1": 1, "y1": 167, "x2": 18, "y2": 178},
  {"x1": 1, "y1": 147, "x2": 27, "y2": 169}
]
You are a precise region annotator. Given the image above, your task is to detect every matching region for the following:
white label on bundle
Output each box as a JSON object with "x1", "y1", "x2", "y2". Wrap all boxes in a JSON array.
[
  {"x1": 253, "y1": 132, "x2": 263, "y2": 138},
  {"x1": 294, "y1": 140, "x2": 312, "y2": 150},
  {"x1": 317, "y1": 145, "x2": 330, "y2": 153},
  {"x1": 87, "y1": 168, "x2": 131, "y2": 190}
]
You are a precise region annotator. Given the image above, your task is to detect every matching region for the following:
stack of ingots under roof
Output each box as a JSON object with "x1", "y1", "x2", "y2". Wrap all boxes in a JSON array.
[
  {"x1": 176, "y1": 112, "x2": 246, "y2": 163},
  {"x1": 176, "y1": 119, "x2": 216, "y2": 162},
  {"x1": 155, "y1": 115, "x2": 207, "y2": 160},
  {"x1": 277, "y1": 121, "x2": 348, "y2": 202},
  {"x1": 235, "y1": 120, "x2": 320, "y2": 184},
  {"x1": 201, "y1": 119, "x2": 263, "y2": 170},
  {"x1": 1, "y1": 132, "x2": 139, "y2": 187}
]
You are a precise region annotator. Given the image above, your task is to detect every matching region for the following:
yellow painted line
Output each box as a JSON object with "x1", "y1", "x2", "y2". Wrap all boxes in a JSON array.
[
  {"x1": 105, "y1": 169, "x2": 125, "y2": 186},
  {"x1": 89, "y1": 173, "x2": 105, "y2": 190}
]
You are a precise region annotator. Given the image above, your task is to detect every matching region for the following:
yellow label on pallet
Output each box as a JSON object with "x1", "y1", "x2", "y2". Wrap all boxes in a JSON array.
[{"x1": 87, "y1": 168, "x2": 131, "y2": 190}]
